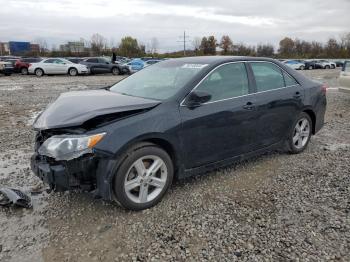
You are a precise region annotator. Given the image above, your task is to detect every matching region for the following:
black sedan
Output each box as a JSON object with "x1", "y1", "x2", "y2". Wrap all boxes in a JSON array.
[
  {"x1": 304, "y1": 60, "x2": 322, "y2": 70},
  {"x1": 80, "y1": 57, "x2": 128, "y2": 75},
  {"x1": 31, "y1": 56, "x2": 327, "y2": 210}
]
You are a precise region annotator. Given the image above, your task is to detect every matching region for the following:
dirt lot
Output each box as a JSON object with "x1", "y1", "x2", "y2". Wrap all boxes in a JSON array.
[{"x1": 0, "y1": 69, "x2": 349, "y2": 262}]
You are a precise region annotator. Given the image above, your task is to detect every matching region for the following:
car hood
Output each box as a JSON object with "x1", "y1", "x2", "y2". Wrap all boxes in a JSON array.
[{"x1": 33, "y1": 89, "x2": 161, "y2": 130}]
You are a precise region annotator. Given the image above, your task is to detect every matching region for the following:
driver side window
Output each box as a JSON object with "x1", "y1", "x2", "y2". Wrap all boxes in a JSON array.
[{"x1": 195, "y1": 62, "x2": 249, "y2": 102}]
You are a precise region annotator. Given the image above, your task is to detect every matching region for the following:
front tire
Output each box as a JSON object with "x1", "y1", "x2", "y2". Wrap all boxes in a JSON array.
[
  {"x1": 287, "y1": 113, "x2": 312, "y2": 154},
  {"x1": 325, "y1": 65, "x2": 330, "y2": 69},
  {"x1": 68, "y1": 68, "x2": 78, "y2": 76},
  {"x1": 111, "y1": 67, "x2": 120, "y2": 75},
  {"x1": 113, "y1": 143, "x2": 174, "y2": 211},
  {"x1": 35, "y1": 68, "x2": 44, "y2": 77},
  {"x1": 300, "y1": 65, "x2": 305, "y2": 70}
]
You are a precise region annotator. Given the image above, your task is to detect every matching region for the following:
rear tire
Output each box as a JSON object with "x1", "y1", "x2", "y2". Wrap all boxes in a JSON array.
[
  {"x1": 325, "y1": 65, "x2": 330, "y2": 69},
  {"x1": 21, "y1": 67, "x2": 28, "y2": 75},
  {"x1": 300, "y1": 65, "x2": 305, "y2": 70},
  {"x1": 331, "y1": 65, "x2": 335, "y2": 69},
  {"x1": 113, "y1": 143, "x2": 174, "y2": 211},
  {"x1": 287, "y1": 112, "x2": 312, "y2": 154},
  {"x1": 308, "y1": 65, "x2": 313, "y2": 70},
  {"x1": 35, "y1": 68, "x2": 44, "y2": 77}
]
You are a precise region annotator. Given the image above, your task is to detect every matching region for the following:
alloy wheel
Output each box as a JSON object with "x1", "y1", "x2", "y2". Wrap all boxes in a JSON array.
[
  {"x1": 35, "y1": 69, "x2": 43, "y2": 77},
  {"x1": 69, "y1": 68, "x2": 78, "y2": 76},
  {"x1": 124, "y1": 155, "x2": 168, "y2": 204},
  {"x1": 21, "y1": 68, "x2": 28, "y2": 75},
  {"x1": 293, "y1": 118, "x2": 310, "y2": 149}
]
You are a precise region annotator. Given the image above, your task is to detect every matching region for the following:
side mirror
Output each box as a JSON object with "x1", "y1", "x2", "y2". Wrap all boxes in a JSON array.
[{"x1": 185, "y1": 91, "x2": 211, "y2": 108}]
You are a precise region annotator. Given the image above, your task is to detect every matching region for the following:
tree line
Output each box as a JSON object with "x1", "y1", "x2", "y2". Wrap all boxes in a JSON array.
[
  {"x1": 26, "y1": 32, "x2": 350, "y2": 59},
  {"x1": 193, "y1": 34, "x2": 350, "y2": 59}
]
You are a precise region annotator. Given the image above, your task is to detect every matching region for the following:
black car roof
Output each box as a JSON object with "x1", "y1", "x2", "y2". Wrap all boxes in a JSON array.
[{"x1": 165, "y1": 56, "x2": 280, "y2": 66}]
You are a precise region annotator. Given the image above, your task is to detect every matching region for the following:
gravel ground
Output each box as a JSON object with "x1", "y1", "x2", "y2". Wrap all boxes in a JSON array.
[{"x1": 0, "y1": 69, "x2": 349, "y2": 262}]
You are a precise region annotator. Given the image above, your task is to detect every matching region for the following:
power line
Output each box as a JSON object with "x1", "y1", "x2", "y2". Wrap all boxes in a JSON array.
[{"x1": 177, "y1": 31, "x2": 190, "y2": 56}]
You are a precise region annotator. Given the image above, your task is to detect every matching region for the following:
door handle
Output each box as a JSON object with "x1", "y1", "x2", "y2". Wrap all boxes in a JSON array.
[
  {"x1": 293, "y1": 92, "x2": 301, "y2": 99},
  {"x1": 243, "y1": 102, "x2": 255, "y2": 110}
]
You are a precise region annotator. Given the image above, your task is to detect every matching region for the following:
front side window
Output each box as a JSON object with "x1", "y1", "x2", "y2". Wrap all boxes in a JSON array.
[
  {"x1": 195, "y1": 62, "x2": 249, "y2": 102},
  {"x1": 99, "y1": 58, "x2": 110, "y2": 63},
  {"x1": 250, "y1": 62, "x2": 285, "y2": 92},
  {"x1": 53, "y1": 59, "x2": 64, "y2": 64}
]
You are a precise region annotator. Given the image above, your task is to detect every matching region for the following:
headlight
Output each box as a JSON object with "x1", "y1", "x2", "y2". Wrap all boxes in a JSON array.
[{"x1": 38, "y1": 133, "x2": 106, "y2": 161}]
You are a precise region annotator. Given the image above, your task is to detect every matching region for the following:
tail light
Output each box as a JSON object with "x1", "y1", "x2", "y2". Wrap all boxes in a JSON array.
[
  {"x1": 28, "y1": 63, "x2": 32, "y2": 67},
  {"x1": 321, "y1": 83, "x2": 328, "y2": 94}
]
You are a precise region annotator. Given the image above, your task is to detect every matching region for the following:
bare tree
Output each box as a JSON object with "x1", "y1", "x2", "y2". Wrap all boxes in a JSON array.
[
  {"x1": 192, "y1": 37, "x2": 201, "y2": 51},
  {"x1": 90, "y1": 33, "x2": 106, "y2": 55},
  {"x1": 33, "y1": 37, "x2": 48, "y2": 53},
  {"x1": 150, "y1": 37, "x2": 159, "y2": 54}
]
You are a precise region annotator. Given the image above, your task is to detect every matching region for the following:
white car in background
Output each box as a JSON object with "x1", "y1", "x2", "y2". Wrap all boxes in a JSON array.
[
  {"x1": 339, "y1": 61, "x2": 350, "y2": 93},
  {"x1": 28, "y1": 58, "x2": 89, "y2": 77},
  {"x1": 283, "y1": 60, "x2": 305, "y2": 70},
  {"x1": 315, "y1": 60, "x2": 336, "y2": 69}
]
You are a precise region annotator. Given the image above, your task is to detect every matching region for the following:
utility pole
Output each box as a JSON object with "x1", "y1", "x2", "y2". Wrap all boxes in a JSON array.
[{"x1": 177, "y1": 31, "x2": 190, "y2": 56}]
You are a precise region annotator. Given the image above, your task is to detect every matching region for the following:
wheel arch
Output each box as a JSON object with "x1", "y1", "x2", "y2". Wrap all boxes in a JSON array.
[
  {"x1": 303, "y1": 108, "x2": 316, "y2": 134},
  {"x1": 68, "y1": 66, "x2": 77, "y2": 73},
  {"x1": 35, "y1": 67, "x2": 45, "y2": 75},
  {"x1": 112, "y1": 134, "x2": 181, "y2": 179},
  {"x1": 111, "y1": 66, "x2": 120, "y2": 73}
]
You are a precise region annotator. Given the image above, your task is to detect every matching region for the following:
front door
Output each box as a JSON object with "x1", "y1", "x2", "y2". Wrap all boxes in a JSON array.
[{"x1": 179, "y1": 62, "x2": 258, "y2": 169}]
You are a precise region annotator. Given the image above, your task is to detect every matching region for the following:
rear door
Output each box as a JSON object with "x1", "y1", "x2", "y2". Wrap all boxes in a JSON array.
[
  {"x1": 248, "y1": 62, "x2": 304, "y2": 148},
  {"x1": 85, "y1": 58, "x2": 99, "y2": 73},
  {"x1": 42, "y1": 59, "x2": 57, "y2": 73},
  {"x1": 98, "y1": 58, "x2": 111, "y2": 73},
  {"x1": 179, "y1": 62, "x2": 259, "y2": 168}
]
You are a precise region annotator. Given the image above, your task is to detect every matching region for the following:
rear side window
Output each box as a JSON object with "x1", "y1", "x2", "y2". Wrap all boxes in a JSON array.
[
  {"x1": 86, "y1": 58, "x2": 98, "y2": 63},
  {"x1": 196, "y1": 62, "x2": 249, "y2": 102},
  {"x1": 44, "y1": 59, "x2": 56, "y2": 63},
  {"x1": 250, "y1": 62, "x2": 285, "y2": 92},
  {"x1": 283, "y1": 71, "x2": 298, "y2": 86}
]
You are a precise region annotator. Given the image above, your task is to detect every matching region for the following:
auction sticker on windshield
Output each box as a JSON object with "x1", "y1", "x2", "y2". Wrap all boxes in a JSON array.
[{"x1": 181, "y1": 64, "x2": 208, "y2": 69}]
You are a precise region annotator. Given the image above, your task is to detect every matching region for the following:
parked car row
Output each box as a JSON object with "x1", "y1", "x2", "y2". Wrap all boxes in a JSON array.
[
  {"x1": 282, "y1": 59, "x2": 338, "y2": 70},
  {"x1": 0, "y1": 56, "x2": 163, "y2": 77}
]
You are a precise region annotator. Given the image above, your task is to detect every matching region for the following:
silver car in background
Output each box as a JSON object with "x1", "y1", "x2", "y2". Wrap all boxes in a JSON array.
[
  {"x1": 339, "y1": 61, "x2": 350, "y2": 93},
  {"x1": 28, "y1": 58, "x2": 89, "y2": 77}
]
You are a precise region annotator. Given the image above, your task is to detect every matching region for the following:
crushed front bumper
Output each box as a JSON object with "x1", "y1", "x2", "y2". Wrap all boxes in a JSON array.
[{"x1": 30, "y1": 153, "x2": 98, "y2": 192}]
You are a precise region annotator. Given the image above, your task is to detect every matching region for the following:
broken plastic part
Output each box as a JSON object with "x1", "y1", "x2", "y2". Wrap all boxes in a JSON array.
[{"x1": 0, "y1": 188, "x2": 32, "y2": 208}]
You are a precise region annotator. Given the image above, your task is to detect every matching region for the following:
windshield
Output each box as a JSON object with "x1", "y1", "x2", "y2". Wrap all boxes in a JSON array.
[{"x1": 110, "y1": 60, "x2": 208, "y2": 100}]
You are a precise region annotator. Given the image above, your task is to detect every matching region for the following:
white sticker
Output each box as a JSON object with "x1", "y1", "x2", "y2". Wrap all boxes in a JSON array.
[{"x1": 181, "y1": 64, "x2": 208, "y2": 69}]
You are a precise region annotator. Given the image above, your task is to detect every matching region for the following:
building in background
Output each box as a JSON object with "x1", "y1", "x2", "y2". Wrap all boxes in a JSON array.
[
  {"x1": 9, "y1": 41, "x2": 31, "y2": 55},
  {"x1": 60, "y1": 41, "x2": 85, "y2": 53},
  {"x1": 0, "y1": 42, "x2": 10, "y2": 55}
]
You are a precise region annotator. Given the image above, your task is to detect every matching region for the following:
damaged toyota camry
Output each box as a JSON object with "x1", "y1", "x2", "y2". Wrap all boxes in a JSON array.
[{"x1": 31, "y1": 56, "x2": 327, "y2": 210}]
